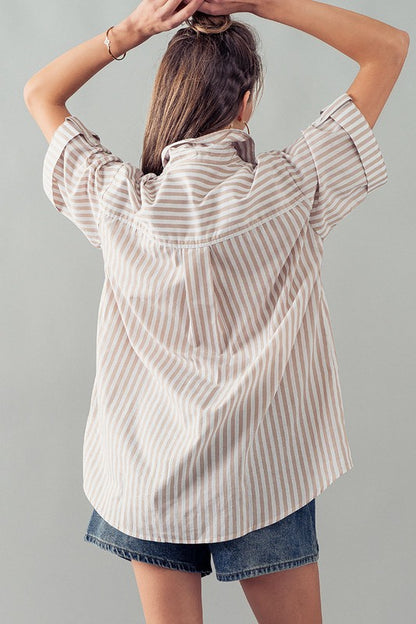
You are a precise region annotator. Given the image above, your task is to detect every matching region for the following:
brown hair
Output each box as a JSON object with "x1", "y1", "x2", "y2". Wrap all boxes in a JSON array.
[{"x1": 140, "y1": 12, "x2": 264, "y2": 176}]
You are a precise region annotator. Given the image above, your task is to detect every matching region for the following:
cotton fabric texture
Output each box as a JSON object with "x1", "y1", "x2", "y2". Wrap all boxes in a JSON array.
[{"x1": 43, "y1": 92, "x2": 388, "y2": 544}]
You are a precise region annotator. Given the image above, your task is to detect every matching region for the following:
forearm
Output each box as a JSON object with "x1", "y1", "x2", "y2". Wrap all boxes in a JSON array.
[
  {"x1": 24, "y1": 17, "x2": 149, "y2": 105},
  {"x1": 254, "y1": 0, "x2": 407, "y2": 65}
]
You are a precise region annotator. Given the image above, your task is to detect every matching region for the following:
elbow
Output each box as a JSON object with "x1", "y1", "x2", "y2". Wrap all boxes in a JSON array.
[
  {"x1": 360, "y1": 30, "x2": 409, "y2": 69},
  {"x1": 399, "y1": 30, "x2": 410, "y2": 59},
  {"x1": 23, "y1": 80, "x2": 39, "y2": 110},
  {"x1": 389, "y1": 29, "x2": 410, "y2": 65},
  {"x1": 23, "y1": 80, "x2": 55, "y2": 113},
  {"x1": 364, "y1": 30, "x2": 410, "y2": 71}
]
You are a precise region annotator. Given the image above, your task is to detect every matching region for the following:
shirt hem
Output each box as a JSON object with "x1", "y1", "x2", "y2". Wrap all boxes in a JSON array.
[{"x1": 83, "y1": 460, "x2": 353, "y2": 544}]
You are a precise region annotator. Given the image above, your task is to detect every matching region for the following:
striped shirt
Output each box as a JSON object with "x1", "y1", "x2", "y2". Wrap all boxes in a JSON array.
[{"x1": 43, "y1": 92, "x2": 388, "y2": 543}]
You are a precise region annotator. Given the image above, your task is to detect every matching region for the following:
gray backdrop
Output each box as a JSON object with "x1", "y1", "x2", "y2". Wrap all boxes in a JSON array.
[{"x1": 2, "y1": 1, "x2": 415, "y2": 622}]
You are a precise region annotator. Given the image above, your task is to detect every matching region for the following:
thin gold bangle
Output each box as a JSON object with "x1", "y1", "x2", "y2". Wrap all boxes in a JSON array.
[{"x1": 104, "y1": 26, "x2": 127, "y2": 61}]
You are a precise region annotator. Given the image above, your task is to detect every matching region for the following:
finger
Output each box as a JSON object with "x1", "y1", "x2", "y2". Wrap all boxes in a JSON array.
[
  {"x1": 192, "y1": 0, "x2": 222, "y2": 16},
  {"x1": 173, "y1": 0, "x2": 206, "y2": 24},
  {"x1": 195, "y1": 1, "x2": 216, "y2": 15},
  {"x1": 160, "y1": 0, "x2": 203, "y2": 22}
]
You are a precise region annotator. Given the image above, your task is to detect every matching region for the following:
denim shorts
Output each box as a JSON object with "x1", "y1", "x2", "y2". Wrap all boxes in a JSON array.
[{"x1": 84, "y1": 498, "x2": 319, "y2": 582}]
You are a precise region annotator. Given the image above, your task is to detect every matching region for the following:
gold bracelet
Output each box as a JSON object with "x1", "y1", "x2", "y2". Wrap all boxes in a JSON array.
[{"x1": 104, "y1": 26, "x2": 127, "y2": 61}]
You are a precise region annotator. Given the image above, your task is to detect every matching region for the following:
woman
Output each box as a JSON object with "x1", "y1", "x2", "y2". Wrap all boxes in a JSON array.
[{"x1": 24, "y1": 0, "x2": 408, "y2": 622}]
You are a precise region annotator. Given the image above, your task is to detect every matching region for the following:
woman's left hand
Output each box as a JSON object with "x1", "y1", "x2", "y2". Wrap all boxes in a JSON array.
[{"x1": 125, "y1": 0, "x2": 206, "y2": 39}]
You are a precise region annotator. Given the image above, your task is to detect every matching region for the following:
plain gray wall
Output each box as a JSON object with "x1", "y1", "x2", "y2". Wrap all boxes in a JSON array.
[{"x1": 2, "y1": 1, "x2": 415, "y2": 622}]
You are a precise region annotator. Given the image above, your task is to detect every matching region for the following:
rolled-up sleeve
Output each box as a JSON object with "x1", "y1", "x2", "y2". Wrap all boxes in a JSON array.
[
  {"x1": 42, "y1": 115, "x2": 124, "y2": 248},
  {"x1": 281, "y1": 92, "x2": 388, "y2": 241}
]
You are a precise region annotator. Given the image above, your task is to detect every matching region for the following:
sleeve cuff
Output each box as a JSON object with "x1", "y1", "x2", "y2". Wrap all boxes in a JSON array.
[
  {"x1": 311, "y1": 93, "x2": 388, "y2": 193},
  {"x1": 42, "y1": 115, "x2": 104, "y2": 208}
]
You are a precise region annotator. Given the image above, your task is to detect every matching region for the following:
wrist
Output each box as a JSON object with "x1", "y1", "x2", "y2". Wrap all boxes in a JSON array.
[{"x1": 110, "y1": 18, "x2": 151, "y2": 55}]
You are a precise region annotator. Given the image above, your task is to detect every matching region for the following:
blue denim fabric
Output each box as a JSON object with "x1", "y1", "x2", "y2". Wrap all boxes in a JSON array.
[{"x1": 84, "y1": 499, "x2": 319, "y2": 582}]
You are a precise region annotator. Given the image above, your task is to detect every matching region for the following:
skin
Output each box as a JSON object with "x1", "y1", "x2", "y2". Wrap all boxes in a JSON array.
[
  {"x1": 24, "y1": 1, "x2": 409, "y2": 622},
  {"x1": 131, "y1": 559, "x2": 323, "y2": 623},
  {"x1": 23, "y1": 0, "x2": 254, "y2": 145}
]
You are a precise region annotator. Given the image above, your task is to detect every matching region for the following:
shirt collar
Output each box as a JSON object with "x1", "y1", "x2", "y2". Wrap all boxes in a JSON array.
[{"x1": 161, "y1": 127, "x2": 256, "y2": 168}]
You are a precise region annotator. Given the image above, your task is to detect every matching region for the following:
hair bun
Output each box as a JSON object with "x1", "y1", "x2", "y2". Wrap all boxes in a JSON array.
[{"x1": 186, "y1": 11, "x2": 232, "y2": 35}]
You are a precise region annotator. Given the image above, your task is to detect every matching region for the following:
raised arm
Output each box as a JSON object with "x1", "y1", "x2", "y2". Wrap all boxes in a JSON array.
[
  {"x1": 255, "y1": 0, "x2": 409, "y2": 128},
  {"x1": 23, "y1": 0, "x2": 206, "y2": 143},
  {"x1": 200, "y1": 0, "x2": 410, "y2": 128}
]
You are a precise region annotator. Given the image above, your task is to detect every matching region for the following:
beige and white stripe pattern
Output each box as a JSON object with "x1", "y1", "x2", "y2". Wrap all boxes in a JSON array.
[{"x1": 43, "y1": 92, "x2": 388, "y2": 543}]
